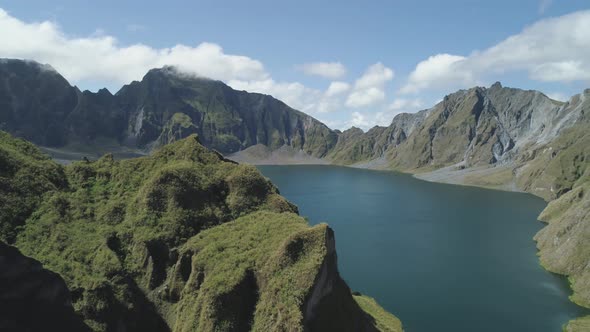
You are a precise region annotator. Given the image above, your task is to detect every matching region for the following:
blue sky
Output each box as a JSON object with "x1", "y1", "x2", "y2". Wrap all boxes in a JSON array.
[{"x1": 1, "y1": 0, "x2": 589, "y2": 129}]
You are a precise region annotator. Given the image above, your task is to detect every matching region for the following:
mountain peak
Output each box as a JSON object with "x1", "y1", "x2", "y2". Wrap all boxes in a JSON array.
[
  {"x1": 490, "y1": 81, "x2": 503, "y2": 89},
  {"x1": 0, "y1": 58, "x2": 58, "y2": 75},
  {"x1": 144, "y1": 65, "x2": 213, "y2": 83}
]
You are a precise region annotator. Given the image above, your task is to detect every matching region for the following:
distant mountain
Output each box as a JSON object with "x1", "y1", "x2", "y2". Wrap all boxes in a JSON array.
[
  {"x1": 328, "y1": 82, "x2": 588, "y2": 198},
  {"x1": 0, "y1": 59, "x2": 337, "y2": 156}
]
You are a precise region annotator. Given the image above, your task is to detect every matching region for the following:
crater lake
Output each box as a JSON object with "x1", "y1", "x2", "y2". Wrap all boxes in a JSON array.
[{"x1": 257, "y1": 165, "x2": 590, "y2": 332}]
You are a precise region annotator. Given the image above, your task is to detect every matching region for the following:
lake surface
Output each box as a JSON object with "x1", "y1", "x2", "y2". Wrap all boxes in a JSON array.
[{"x1": 257, "y1": 165, "x2": 589, "y2": 332}]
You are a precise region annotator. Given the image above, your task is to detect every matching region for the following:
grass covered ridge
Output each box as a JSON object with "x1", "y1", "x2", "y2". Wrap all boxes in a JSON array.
[
  {"x1": 0, "y1": 131, "x2": 66, "y2": 242},
  {"x1": 172, "y1": 212, "x2": 330, "y2": 331},
  {"x1": 1, "y1": 131, "x2": 397, "y2": 331},
  {"x1": 354, "y1": 295, "x2": 403, "y2": 332}
]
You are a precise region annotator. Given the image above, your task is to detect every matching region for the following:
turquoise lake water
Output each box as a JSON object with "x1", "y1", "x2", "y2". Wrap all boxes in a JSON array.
[{"x1": 257, "y1": 165, "x2": 589, "y2": 332}]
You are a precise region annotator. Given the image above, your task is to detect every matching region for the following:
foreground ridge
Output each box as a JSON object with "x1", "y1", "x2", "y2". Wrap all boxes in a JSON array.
[{"x1": 0, "y1": 132, "x2": 401, "y2": 331}]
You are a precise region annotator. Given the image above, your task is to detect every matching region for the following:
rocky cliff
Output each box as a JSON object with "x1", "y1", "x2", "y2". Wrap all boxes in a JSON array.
[
  {"x1": 0, "y1": 59, "x2": 338, "y2": 157},
  {"x1": 0, "y1": 131, "x2": 400, "y2": 332},
  {"x1": 328, "y1": 83, "x2": 577, "y2": 174}
]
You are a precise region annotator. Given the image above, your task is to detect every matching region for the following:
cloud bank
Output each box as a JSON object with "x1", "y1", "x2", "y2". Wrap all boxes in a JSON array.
[
  {"x1": 0, "y1": 9, "x2": 269, "y2": 84},
  {"x1": 401, "y1": 10, "x2": 590, "y2": 94},
  {"x1": 0, "y1": 8, "x2": 396, "y2": 127},
  {"x1": 346, "y1": 63, "x2": 394, "y2": 108}
]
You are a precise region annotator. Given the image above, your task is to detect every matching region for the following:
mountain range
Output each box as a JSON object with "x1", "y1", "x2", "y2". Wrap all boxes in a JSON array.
[
  {"x1": 0, "y1": 59, "x2": 337, "y2": 157},
  {"x1": 0, "y1": 58, "x2": 589, "y2": 330}
]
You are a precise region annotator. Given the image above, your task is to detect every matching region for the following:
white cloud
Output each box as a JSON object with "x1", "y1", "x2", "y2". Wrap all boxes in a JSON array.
[
  {"x1": 545, "y1": 92, "x2": 568, "y2": 102},
  {"x1": 347, "y1": 111, "x2": 371, "y2": 129},
  {"x1": 315, "y1": 98, "x2": 341, "y2": 114},
  {"x1": 346, "y1": 87, "x2": 385, "y2": 108},
  {"x1": 346, "y1": 63, "x2": 394, "y2": 108},
  {"x1": 325, "y1": 81, "x2": 350, "y2": 96},
  {"x1": 228, "y1": 78, "x2": 321, "y2": 113},
  {"x1": 0, "y1": 8, "x2": 429, "y2": 130},
  {"x1": 372, "y1": 98, "x2": 424, "y2": 127},
  {"x1": 388, "y1": 98, "x2": 423, "y2": 111},
  {"x1": 0, "y1": 8, "x2": 268, "y2": 85},
  {"x1": 399, "y1": 54, "x2": 471, "y2": 94},
  {"x1": 0, "y1": 7, "x2": 347, "y2": 117},
  {"x1": 530, "y1": 61, "x2": 589, "y2": 82},
  {"x1": 299, "y1": 62, "x2": 347, "y2": 79},
  {"x1": 400, "y1": 10, "x2": 590, "y2": 94},
  {"x1": 341, "y1": 97, "x2": 426, "y2": 130},
  {"x1": 354, "y1": 62, "x2": 394, "y2": 89},
  {"x1": 229, "y1": 78, "x2": 352, "y2": 114}
]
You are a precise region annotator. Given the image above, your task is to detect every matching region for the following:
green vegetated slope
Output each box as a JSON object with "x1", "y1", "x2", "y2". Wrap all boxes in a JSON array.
[
  {"x1": 0, "y1": 59, "x2": 337, "y2": 157},
  {"x1": 0, "y1": 131, "x2": 398, "y2": 332},
  {"x1": 521, "y1": 117, "x2": 590, "y2": 330},
  {"x1": 0, "y1": 131, "x2": 67, "y2": 242},
  {"x1": 353, "y1": 295, "x2": 403, "y2": 332}
]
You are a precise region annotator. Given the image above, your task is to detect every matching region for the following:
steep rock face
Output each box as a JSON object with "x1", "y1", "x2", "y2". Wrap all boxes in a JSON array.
[
  {"x1": 67, "y1": 88, "x2": 128, "y2": 144},
  {"x1": 327, "y1": 126, "x2": 386, "y2": 164},
  {"x1": 515, "y1": 92, "x2": 590, "y2": 200},
  {"x1": 327, "y1": 110, "x2": 430, "y2": 165},
  {"x1": 1, "y1": 132, "x2": 397, "y2": 332},
  {"x1": 386, "y1": 83, "x2": 570, "y2": 170},
  {"x1": 0, "y1": 59, "x2": 79, "y2": 146},
  {"x1": 0, "y1": 242, "x2": 90, "y2": 331},
  {"x1": 330, "y1": 83, "x2": 577, "y2": 173},
  {"x1": 116, "y1": 67, "x2": 338, "y2": 155},
  {"x1": 0, "y1": 59, "x2": 338, "y2": 157}
]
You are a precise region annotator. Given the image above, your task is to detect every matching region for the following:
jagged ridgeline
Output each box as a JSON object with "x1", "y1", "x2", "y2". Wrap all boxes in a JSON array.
[
  {"x1": 0, "y1": 131, "x2": 401, "y2": 332},
  {"x1": 327, "y1": 82, "x2": 589, "y2": 181},
  {"x1": 0, "y1": 59, "x2": 337, "y2": 156}
]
